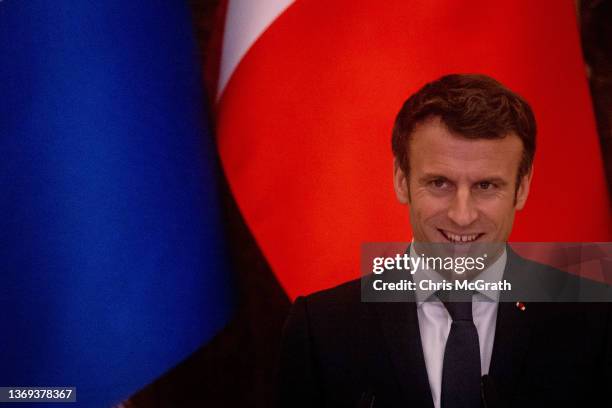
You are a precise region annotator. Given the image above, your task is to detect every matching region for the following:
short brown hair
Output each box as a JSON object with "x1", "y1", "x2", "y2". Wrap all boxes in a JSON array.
[{"x1": 391, "y1": 74, "x2": 536, "y2": 185}]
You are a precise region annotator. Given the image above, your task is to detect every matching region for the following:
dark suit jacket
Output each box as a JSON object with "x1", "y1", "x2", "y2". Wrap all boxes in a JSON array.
[{"x1": 277, "y1": 249, "x2": 612, "y2": 408}]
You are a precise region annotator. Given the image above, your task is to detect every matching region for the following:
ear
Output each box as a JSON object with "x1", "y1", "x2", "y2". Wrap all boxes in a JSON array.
[
  {"x1": 515, "y1": 165, "x2": 533, "y2": 210},
  {"x1": 393, "y1": 158, "x2": 410, "y2": 204}
]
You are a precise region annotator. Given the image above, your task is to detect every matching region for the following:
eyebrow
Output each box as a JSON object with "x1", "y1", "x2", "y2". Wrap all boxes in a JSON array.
[
  {"x1": 475, "y1": 177, "x2": 509, "y2": 187},
  {"x1": 417, "y1": 174, "x2": 451, "y2": 185},
  {"x1": 418, "y1": 174, "x2": 510, "y2": 186}
]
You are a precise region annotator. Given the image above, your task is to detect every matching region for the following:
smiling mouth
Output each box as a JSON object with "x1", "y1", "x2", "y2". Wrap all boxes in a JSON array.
[{"x1": 438, "y1": 229, "x2": 484, "y2": 243}]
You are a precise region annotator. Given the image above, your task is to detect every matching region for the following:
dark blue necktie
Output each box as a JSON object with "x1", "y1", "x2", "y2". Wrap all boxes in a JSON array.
[{"x1": 440, "y1": 291, "x2": 482, "y2": 408}]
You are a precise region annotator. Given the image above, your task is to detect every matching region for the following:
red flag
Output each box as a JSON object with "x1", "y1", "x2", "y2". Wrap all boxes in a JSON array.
[{"x1": 216, "y1": 0, "x2": 611, "y2": 299}]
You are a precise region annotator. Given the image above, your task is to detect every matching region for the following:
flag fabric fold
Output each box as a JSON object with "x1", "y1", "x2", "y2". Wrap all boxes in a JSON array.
[
  {"x1": 216, "y1": 0, "x2": 611, "y2": 300},
  {"x1": 1, "y1": 1, "x2": 232, "y2": 406}
]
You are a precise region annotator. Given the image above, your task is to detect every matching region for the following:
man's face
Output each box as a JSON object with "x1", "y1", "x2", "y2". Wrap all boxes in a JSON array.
[{"x1": 393, "y1": 117, "x2": 532, "y2": 245}]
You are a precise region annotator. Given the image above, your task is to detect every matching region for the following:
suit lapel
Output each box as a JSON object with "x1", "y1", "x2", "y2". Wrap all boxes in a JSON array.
[
  {"x1": 372, "y1": 300, "x2": 434, "y2": 408},
  {"x1": 368, "y1": 246, "x2": 533, "y2": 407},
  {"x1": 489, "y1": 248, "x2": 531, "y2": 401}
]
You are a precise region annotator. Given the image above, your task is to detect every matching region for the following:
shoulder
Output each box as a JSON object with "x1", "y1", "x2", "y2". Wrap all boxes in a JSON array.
[
  {"x1": 291, "y1": 278, "x2": 365, "y2": 326},
  {"x1": 505, "y1": 247, "x2": 612, "y2": 303}
]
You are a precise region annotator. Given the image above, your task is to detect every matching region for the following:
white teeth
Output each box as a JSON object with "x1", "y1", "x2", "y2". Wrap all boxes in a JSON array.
[{"x1": 443, "y1": 231, "x2": 478, "y2": 243}]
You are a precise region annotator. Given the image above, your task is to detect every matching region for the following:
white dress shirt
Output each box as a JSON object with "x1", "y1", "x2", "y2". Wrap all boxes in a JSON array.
[{"x1": 411, "y1": 246, "x2": 507, "y2": 408}]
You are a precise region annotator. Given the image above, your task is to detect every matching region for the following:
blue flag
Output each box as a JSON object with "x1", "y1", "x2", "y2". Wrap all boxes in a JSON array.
[{"x1": 0, "y1": 1, "x2": 232, "y2": 406}]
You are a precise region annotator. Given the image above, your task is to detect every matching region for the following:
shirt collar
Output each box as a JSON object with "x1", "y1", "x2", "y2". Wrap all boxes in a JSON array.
[{"x1": 411, "y1": 244, "x2": 507, "y2": 305}]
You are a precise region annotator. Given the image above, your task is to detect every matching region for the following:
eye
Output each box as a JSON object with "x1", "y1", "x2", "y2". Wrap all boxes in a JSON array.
[
  {"x1": 431, "y1": 178, "x2": 447, "y2": 188},
  {"x1": 477, "y1": 181, "x2": 494, "y2": 190}
]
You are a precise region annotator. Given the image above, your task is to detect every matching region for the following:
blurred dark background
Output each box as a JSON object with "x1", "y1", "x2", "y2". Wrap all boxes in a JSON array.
[{"x1": 125, "y1": 1, "x2": 611, "y2": 407}]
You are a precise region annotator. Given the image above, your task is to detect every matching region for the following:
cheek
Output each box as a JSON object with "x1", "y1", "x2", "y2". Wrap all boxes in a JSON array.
[
  {"x1": 411, "y1": 198, "x2": 448, "y2": 226},
  {"x1": 478, "y1": 200, "x2": 516, "y2": 227},
  {"x1": 411, "y1": 190, "x2": 449, "y2": 214}
]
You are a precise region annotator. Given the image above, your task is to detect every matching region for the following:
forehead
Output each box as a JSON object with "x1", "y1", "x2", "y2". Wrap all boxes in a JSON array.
[{"x1": 408, "y1": 117, "x2": 523, "y2": 180}]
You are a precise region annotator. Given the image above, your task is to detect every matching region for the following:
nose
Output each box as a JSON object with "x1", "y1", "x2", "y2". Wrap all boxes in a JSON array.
[{"x1": 447, "y1": 186, "x2": 478, "y2": 227}]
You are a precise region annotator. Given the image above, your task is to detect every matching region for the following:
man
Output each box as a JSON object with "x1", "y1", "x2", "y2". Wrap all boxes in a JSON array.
[{"x1": 277, "y1": 74, "x2": 612, "y2": 407}]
